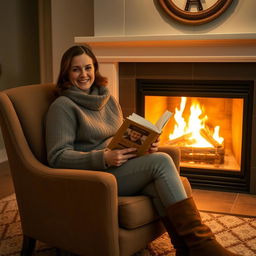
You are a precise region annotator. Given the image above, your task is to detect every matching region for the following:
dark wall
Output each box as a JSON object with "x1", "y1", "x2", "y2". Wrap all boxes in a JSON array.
[
  {"x1": 0, "y1": 0, "x2": 40, "y2": 153},
  {"x1": 0, "y1": 0, "x2": 40, "y2": 91}
]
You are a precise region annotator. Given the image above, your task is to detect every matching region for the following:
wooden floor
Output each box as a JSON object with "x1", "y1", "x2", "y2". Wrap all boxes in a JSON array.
[{"x1": 1, "y1": 161, "x2": 256, "y2": 217}]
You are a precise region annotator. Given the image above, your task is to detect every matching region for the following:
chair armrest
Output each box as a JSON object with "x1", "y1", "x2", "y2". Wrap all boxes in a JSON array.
[{"x1": 15, "y1": 160, "x2": 119, "y2": 255}]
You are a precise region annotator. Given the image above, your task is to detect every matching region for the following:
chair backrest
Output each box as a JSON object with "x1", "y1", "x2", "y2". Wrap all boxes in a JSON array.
[{"x1": 0, "y1": 83, "x2": 57, "y2": 164}]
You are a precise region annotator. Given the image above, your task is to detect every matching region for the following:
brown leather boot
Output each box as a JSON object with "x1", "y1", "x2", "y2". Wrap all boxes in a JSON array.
[
  {"x1": 162, "y1": 217, "x2": 189, "y2": 256},
  {"x1": 166, "y1": 197, "x2": 240, "y2": 256}
]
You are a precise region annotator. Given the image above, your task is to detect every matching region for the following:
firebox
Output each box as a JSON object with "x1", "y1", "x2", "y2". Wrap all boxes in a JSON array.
[{"x1": 136, "y1": 79, "x2": 254, "y2": 192}]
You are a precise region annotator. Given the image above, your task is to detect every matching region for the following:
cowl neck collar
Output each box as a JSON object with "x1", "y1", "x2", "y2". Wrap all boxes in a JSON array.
[{"x1": 61, "y1": 85, "x2": 110, "y2": 111}]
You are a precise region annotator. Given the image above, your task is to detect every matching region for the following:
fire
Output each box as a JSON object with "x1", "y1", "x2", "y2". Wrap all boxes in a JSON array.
[
  {"x1": 213, "y1": 126, "x2": 224, "y2": 144},
  {"x1": 169, "y1": 97, "x2": 224, "y2": 148}
]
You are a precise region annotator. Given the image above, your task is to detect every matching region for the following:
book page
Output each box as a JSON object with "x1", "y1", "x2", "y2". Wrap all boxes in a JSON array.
[
  {"x1": 127, "y1": 110, "x2": 172, "y2": 133},
  {"x1": 127, "y1": 113, "x2": 159, "y2": 132},
  {"x1": 155, "y1": 110, "x2": 173, "y2": 130}
]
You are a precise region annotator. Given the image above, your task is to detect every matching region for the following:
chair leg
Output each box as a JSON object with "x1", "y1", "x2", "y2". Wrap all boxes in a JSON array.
[{"x1": 21, "y1": 235, "x2": 36, "y2": 256}]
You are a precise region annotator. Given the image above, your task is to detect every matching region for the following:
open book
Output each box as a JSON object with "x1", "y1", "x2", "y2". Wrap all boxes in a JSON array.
[{"x1": 108, "y1": 110, "x2": 173, "y2": 156}]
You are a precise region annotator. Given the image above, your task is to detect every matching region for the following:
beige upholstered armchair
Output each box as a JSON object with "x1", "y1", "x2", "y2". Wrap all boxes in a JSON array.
[{"x1": 0, "y1": 83, "x2": 192, "y2": 256}]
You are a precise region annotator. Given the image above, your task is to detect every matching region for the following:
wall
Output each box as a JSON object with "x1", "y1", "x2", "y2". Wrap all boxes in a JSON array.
[
  {"x1": 0, "y1": 1, "x2": 40, "y2": 91},
  {"x1": 51, "y1": 0, "x2": 94, "y2": 81},
  {"x1": 0, "y1": 0, "x2": 94, "y2": 162},
  {"x1": 0, "y1": 0, "x2": 40, "y2": 161},
  {"x1": 94, "y1": 0, "x2": 256, "y2": 36}
]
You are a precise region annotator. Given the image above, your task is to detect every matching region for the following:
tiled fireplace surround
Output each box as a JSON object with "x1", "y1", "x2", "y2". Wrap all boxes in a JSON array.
[{"x1": 76, "y1": 36, "x2": 256, "y2": 193}]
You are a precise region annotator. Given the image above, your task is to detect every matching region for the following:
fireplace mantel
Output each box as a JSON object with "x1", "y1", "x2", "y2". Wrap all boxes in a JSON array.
[
  {"x1": 75, "y1": 33, "x2": 256, "y2": 99},
  {"x1": 75, "y1": 33, "x2": 256, "y2": 62}
]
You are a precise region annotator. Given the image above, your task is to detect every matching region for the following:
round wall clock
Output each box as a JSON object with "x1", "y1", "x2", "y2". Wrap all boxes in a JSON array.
[{"x1": 158, "y1": 0, "x2": 233, "y2": 25}]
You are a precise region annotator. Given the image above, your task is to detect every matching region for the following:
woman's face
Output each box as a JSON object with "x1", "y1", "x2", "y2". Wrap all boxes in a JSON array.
[{"x1": 68, "y1": 53, "x2": 95, "y2": 91}]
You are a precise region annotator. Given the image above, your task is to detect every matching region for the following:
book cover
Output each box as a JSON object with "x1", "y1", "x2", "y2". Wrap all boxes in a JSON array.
[{"x1": 107, "y1": 110, "x2": 172, "y2": 156}]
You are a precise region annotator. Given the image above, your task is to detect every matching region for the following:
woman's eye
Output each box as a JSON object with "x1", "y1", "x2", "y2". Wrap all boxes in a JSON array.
[
  {"x1": 85, "y1": 66, "x2": 92, "y2": 70},
  {"x1": 72, "y1": 68, "x2": 79, "y2": 72}
]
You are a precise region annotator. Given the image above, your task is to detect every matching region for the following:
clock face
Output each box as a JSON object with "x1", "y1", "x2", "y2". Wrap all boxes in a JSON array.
[{"x1": 158, "y1": 0, "x2": 234, "y2": 25}]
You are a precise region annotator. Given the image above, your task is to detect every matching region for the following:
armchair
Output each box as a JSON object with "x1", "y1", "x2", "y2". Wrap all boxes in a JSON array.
[{"x1": 0, "y1": 83, "x2": 192, "y2": 256}]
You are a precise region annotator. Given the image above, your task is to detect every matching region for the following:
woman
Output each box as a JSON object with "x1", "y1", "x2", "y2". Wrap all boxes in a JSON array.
[{"x1": 45, "y1": 45, "x2": 239, "y2": 256}]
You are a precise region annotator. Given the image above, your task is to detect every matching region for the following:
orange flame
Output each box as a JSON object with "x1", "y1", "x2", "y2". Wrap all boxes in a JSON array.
[{"x1": 169, "y1": 97, "x2": 224, "y2": 148}]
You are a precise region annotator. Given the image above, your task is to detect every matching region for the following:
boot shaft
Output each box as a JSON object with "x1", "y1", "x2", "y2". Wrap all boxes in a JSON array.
[{"x1": 166, "y1": 197, "x2": 240, "y2": 256}]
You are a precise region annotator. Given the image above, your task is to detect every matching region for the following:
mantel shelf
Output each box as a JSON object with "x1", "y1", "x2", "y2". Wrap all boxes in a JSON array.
[
  {"x1": 75, "y1": 33, "x2": 256, "y2": 47},
  {"x1": 74, "y1": 33, "x2": 256, "y2": 63}
]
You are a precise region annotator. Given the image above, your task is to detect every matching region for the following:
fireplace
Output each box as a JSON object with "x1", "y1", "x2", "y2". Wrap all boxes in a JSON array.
[
  {"x1": 136, "y1": 78, "x2": 253, "y2": 192},
  {"x1": 119, "y1": 62, "x2": 256, "y2": 193},
  {"x1": 75, "y1": 33, "x2": 256, "y2": 193}
]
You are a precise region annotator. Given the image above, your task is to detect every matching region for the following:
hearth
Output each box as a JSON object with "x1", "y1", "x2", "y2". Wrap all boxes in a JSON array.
[
  {"x1": 119, "y1": 62, "x2": 256, "y2": 193},
  {"x1": 136, "y1": 79, "x2": 253, "y2": 192}
]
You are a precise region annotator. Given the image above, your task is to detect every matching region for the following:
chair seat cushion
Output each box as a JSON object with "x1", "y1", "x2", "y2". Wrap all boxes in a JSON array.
[
  {"x1": 118, "y1": 195, "x2": 158, "y2": 229},
  {"x1": 118, "y1": 176, "x2": 192, "y2": 229}
]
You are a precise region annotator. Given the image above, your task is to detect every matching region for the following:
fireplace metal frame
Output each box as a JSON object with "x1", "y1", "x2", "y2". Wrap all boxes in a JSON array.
[{"x1": 136, "y1": 79, "x2": 254, "y2": 192}]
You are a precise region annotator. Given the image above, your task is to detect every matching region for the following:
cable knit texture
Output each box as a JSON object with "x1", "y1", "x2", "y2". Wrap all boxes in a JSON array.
[{"x1": 45, "y1": 85, "x2": 123, "y2": 170}]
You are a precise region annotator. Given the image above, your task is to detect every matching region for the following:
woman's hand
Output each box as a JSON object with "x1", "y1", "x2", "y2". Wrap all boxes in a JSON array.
[
  {"x1": 104, "y1": 148, "x2": 137, "y2": 167},
  {"x1": 148, "y1": 137, "x2": 160, "y2": 154}
]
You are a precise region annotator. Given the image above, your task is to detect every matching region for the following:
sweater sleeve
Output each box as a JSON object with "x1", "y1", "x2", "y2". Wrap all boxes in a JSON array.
[{"x1": 45, "y1": 99, "x2": 108, "y2": 170}]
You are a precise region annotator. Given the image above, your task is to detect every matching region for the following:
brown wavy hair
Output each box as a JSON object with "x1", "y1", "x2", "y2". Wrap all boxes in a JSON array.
[{"x1": 56, "y1": 45, "x2": 107, "y2": 93}]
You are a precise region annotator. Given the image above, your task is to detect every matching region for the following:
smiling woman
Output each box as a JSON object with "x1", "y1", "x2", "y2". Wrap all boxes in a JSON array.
[
  {"x1": 69, "y1": 54, "x2": 95, "y2": 91},
  {"x1": 158, "y1": 0, "x2": 234, "y2": 25},
  {"x1": 56, "y1": 45, "x2": 107, "y2": 94}
]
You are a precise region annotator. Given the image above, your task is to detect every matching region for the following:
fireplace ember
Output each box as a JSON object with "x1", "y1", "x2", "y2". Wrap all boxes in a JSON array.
[
  {"x1": 168, "y1": 143, "x2": 225, "y2": 164},
  {"x1": 168, "y1": 132, "x2": 225, "y2": 164}
]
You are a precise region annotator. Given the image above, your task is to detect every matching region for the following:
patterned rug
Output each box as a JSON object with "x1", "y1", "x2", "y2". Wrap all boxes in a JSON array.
[{"x1": 1, "y1": 194, "x2": 256, "y2": 256}]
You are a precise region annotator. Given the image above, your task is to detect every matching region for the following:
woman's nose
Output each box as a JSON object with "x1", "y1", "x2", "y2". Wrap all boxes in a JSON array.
[{"x1": 80, "y1": 68, "x2": 87, "y2": 77}]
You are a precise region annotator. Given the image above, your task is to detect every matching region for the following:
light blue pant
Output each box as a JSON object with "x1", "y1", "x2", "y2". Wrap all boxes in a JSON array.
[{"x1": 107, "y1": 152, "x2": 188, "y2": 216}]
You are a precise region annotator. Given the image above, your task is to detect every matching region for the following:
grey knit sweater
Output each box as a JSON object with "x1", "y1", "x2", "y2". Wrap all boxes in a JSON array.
[{"x1": 45, "y1": 85, "x2": 123, "y2": 170}]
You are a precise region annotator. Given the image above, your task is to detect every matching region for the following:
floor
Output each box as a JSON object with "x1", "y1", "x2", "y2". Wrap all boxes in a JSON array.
[
  {"x1": 193, "y1": 188, "x2": 256, "y2": 217},
  {"x1": 1, "y1": 161, "x2": 256, "y2": 217}
]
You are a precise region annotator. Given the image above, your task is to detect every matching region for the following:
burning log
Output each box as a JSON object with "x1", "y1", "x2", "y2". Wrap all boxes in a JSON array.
[
  {"x1": 179, "y1": 147, "x2": 224, "y2": 155},
  {"x1": 199, "y1": 128, "x2": 222, "y2": 148},
  {"x1": 181, "y1": 153, "x2": 224, "y2": 164},
  {"x1": 168, "y1": 133, "x2": 194, "y2": 146},
  {"x1": 180, "y1": 146, "x2": 225, "y2": 164},
  {"x1": 167, "y1": 127, "x2": 225, "y2": 164}
]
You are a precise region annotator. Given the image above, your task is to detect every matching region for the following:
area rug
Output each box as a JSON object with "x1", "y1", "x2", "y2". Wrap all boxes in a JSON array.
[{"x1": 1, "y1": 194, "x2": 256, "y2": 256}]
